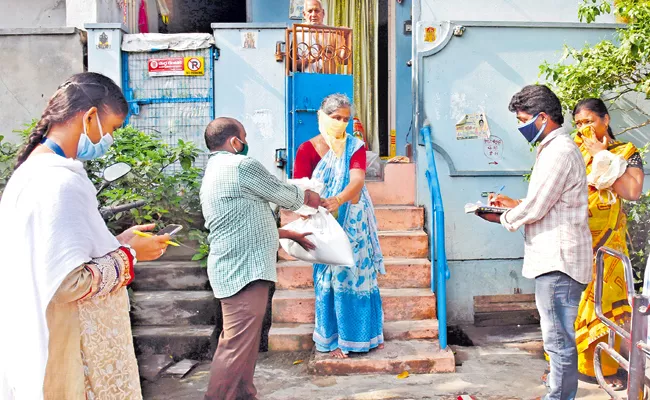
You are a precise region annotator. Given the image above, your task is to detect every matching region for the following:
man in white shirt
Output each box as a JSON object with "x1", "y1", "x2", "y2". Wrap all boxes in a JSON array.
[{"x1": 480, "y1": 85, "x2": 592, "y2": 400}]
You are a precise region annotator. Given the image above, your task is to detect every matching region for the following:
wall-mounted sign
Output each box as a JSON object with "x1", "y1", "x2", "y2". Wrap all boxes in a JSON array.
[
  {"x1": 96, "y1": 31, "x2": 111, "y2": 50},
  {"x1": 148, "y1": 57, "x2": 205, "y2": 77},
  {"x1": 242, "y1": 32, "x2": 258, "y2": 49},
  {"x1": 456, "y1": 112, "x2": 491, "y2": 140},
  {"x1": 424, "y1": 27, "x2": 437, "y2": 43}
]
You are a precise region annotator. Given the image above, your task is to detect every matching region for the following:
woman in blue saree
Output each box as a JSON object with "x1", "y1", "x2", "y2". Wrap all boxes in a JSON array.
[{"x1": 293, "y1": 93, "x2": 385, "y2": 359}]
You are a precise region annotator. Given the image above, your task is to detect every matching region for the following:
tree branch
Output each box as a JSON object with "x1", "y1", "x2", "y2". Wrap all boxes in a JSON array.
[
  {"x1": 617, "y1": 118, "x2": 650, "y2": 135},
  {"x1": 604, "y1": 88, "x2": 636, "y2": 102}
]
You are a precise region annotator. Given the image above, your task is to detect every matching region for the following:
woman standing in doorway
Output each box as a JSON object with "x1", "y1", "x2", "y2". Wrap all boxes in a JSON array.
[
  {"x1": 294, "y1": 93, "x2": 385, "y2": 358},
  {"x1": 0, "y1": 72, "x2": 170, "y2": 399},
  {"x1": 572, "y1": 98, "x2": 644, "y2": 387}
]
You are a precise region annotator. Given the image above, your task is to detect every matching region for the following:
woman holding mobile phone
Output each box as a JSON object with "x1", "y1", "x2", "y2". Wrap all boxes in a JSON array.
[{"x1": 0, "y1": 72, "x2": 170, "y2": 400}]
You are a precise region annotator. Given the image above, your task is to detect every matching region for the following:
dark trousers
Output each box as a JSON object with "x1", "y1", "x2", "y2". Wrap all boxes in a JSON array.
[
  {"x1": 210, "y1": 282, "x2": 275, "y2": 355},
  {"x1": 204, "y1": 280, "x2": 271, "y2": 400}
]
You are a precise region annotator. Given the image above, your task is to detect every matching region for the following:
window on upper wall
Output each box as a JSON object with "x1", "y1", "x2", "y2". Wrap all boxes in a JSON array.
[{"x1": 158, "y1": 0, "x2": 246, "y2": 33}]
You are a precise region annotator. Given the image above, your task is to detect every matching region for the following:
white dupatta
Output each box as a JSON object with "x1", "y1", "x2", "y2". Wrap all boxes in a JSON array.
[{"x1": 0, "y1": 154, "x2": 119, "y2": 399}]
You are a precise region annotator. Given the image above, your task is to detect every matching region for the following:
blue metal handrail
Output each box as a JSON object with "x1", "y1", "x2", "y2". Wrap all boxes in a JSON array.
[{"x1": 420, "y1": 120, "x2": 451, "y2": 349}]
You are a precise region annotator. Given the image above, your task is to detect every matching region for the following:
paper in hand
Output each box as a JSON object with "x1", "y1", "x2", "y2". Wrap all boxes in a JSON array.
[{"x1": 464, "y1": 201, "x2": 510, "y2": 215}]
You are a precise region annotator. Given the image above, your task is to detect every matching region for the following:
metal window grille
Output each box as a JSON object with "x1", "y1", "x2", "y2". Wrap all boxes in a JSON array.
[{"x1": 122, "y1": 48, "x2": 214, "y2": 171}]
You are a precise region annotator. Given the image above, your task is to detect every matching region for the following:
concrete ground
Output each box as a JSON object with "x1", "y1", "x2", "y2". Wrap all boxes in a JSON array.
[{"x1": 141, "y1": 326, "x2": 611, "y2": 400}]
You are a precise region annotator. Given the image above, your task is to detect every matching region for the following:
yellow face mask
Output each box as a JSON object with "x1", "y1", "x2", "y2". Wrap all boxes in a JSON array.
[
  {"x1": 578, "y1": 124, "x2": 595, "y2": 140},
  {"x1": 318, "y1": 110, "x2": 348, "y2": 158}
]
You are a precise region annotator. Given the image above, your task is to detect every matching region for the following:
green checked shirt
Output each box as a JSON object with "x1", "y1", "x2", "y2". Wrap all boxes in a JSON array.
[{"x1": 200, "y1": 152, "x2": 305, "y2": 299}]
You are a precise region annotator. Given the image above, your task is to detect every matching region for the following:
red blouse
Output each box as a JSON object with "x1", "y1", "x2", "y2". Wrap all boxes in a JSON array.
[{"x1": 293, "y1": 141, "x2": 366, "y2": 179}]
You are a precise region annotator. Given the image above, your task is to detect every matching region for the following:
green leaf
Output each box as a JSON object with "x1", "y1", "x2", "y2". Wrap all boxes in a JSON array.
[
  {"x1": 180, "y1": 157, "x2": 192, "y2": 170},
  {"x1": 191, "y1": 253, "x2": 206, "y2": 261}
]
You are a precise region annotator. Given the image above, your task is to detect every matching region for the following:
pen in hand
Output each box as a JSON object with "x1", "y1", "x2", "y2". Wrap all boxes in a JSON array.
[
  {"x1": 132, "y1": 230, "x2": 180, "y2": 247},
  {"x1": 489, "y1": 185, "x2": 505, "y2": 206}
]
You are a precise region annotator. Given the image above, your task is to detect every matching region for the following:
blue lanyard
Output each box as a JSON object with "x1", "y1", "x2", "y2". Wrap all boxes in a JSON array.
[{"x1": 40, "y1": 137, "x2": 67, "y2": 158}]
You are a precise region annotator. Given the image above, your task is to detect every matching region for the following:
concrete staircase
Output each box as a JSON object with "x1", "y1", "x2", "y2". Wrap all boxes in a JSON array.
[{"x1": 131, "y1": 163, "x2": 455, "y2": 374}]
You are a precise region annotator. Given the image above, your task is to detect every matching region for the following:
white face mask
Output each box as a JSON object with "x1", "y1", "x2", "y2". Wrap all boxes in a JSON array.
[{"x1": 76, "y1": 113, "x2": 114, "y2": 161}]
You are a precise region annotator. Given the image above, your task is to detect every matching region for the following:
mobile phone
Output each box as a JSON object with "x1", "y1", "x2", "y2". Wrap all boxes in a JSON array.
[{"x1": 157, "y1": 224, "x2": 183, "y2": 237}]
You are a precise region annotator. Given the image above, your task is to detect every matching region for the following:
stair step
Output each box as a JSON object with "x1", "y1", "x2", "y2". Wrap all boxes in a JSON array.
[
  {"x1": 280, "y1": 205, "x2": 424, "y2": 231},
  {"x1": 132, "y1": 325, "x2": 213, "y2": 360},
  {"x1": 131, "y1": 319, "x2": 443, "y2": 360},
  {"x1": 132, "y1": 288, "x2": 436, "y2": 327},
  {"x1": 131, "y1": 291, "x2": 215, "y2": 326},
  {"x1": 308, "y1": 340, "x2": 455, "y2": 375},
  {"x1": 374, "y1": 206, "x2": 424, "y2": 231},
  {"x1": 132, "y1": 255, "x2": 431, "y2": 293},
  {"x1": 132, "y1": 262, "x2": 209, "y2": 291},
  {"x1": 276, "y1": 258, "x2": 431, "y2": 290},
  {"x1": 269, "y1": 319, "x2": 439, "y2": 352},
  {"x1": 366, "y1": 163, "x2": 416, "y2": 205},
  {"x1": 378, "y1": 230, "x2": 428, "y2": 258},
  {"x1": 272, "y1": 288, "x2": 436, "y2": 324}
]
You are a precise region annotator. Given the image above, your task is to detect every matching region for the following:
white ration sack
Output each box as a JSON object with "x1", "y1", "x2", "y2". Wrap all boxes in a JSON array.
[
  {"x1": 279, "y1": 207, "x2": 354, "y2": 266},
  {"x1": 287, "y1": 178, "x2": 325, "y2": 216}
]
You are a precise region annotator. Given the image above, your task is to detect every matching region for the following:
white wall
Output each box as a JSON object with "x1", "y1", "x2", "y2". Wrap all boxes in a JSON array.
[
  {"x1": 0, "y1": 29, "x2": 84, "y2": 142},
  {"x1": 67, "y1": 0, "x2": 158, "y2": 32},
  {"x1": 0, "y1": 0, "x2": 67, "y2": 28}
]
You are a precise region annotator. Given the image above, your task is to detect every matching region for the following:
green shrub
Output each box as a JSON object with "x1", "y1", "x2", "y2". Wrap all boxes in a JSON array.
[
  {"x1": 625, "y1": 191, "x2": 650, "y2": 289},
  {"x1": 86, "y1": 126, "x2": 203, "y2": 233}
]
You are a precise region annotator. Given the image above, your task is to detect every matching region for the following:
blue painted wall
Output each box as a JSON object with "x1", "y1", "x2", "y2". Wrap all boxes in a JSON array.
[
  {"x1": 413, "y1": 19, "x2": 650, "y2": 322},
  {"x1": 250, "y1": 0, "x2": 296, "y2": 25}
]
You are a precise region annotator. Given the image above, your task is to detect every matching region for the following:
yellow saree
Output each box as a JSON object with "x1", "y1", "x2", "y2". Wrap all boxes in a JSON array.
[{"x1": 574, "y1": 134, "x2": 636, "y2": 377}]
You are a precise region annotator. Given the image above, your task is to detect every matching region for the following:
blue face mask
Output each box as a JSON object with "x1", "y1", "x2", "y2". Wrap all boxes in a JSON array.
[
  {"x1": 76, "y1": 114, "x2": 114, "y2": 161},
  {"x1": 518, "y1": 114, "x2": 547, "y2": 144}
]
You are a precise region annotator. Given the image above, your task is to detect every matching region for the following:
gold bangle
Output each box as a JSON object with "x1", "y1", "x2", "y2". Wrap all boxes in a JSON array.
[{"x1": 335, "y1": 195, "x2": 343, "y2": 205}]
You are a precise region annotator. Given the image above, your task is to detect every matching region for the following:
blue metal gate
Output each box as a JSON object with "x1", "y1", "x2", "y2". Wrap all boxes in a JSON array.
[{"x1": 122, "y1": 47, "x2": 215, "y2": 169}]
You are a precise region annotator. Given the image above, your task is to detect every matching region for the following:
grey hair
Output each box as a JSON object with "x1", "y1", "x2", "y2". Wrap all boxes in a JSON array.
[
  {"x1": 320, "y1": 93, "x2": 354, "y2": 116},
  {"x1": 304, "y1": 0, "x2": 323, "y2": 8}
]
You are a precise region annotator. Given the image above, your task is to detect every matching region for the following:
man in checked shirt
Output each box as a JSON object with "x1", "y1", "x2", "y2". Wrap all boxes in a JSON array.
[
  {"x1": 479, "y1": 85, "x2": 592, "y2": 400},
  {"x1": 200, "y1": 117, "x2": 321, "y2": 400}
]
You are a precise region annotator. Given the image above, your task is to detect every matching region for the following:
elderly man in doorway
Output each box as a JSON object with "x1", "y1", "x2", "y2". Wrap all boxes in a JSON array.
[
  {"x1": 200, "y1": 117, "x2": 321, "y2": 400},
  {"x1": 290, "y1": 0, "x2": 348, "y2": 73}
]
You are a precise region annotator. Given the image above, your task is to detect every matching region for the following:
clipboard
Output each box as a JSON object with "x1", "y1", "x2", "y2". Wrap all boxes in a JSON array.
[{"x1": 464, "y1": 204, "x2": 511, "y2": 214}]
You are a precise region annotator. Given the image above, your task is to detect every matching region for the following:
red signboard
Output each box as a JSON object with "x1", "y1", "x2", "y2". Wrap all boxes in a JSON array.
[
  {"x1": 147, "y1": 57, "x2": 205, "y2": 77},
  {"x1": 148, "y1": 57, "x2": 184, "y2": 76}
]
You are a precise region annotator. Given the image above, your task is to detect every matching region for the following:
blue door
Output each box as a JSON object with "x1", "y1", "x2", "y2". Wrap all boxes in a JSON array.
[{"x1": 286, "y1": 72, "x2": 353, "y2": 177}]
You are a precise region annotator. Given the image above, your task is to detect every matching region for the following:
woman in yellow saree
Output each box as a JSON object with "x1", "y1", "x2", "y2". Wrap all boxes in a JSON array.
[{"x1": 572, "y1": 98, "x2": 644, "y2": 385}]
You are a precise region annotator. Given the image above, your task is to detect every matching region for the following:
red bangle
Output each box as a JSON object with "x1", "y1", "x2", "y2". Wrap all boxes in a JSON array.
[{"x1": 118, "y1": 246, "x2": 135, "y2": 286}]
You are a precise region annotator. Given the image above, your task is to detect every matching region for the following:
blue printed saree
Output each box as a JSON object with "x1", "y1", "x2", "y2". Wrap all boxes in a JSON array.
[{"x1": 311, "y1": 135, "x2": 385, "y2": 354}]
